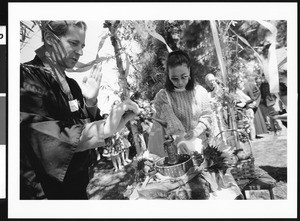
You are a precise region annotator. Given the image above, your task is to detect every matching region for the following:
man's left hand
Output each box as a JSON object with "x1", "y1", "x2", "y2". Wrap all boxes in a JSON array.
[{"x1": 82, "y1": 63, "x2": 102, "y2": 106}]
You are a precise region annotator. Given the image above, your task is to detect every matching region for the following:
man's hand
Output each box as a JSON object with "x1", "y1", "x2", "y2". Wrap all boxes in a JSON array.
[
  {"x1": 113, "y1": 99, "x2": 142, "y2": 124},
  {"x1": 120, "y1": 99, "x2": 142, "y2": 115},
  {"x1": 82, "y1": 63, "x2": 103, "y2": 106},
  {"x1": 111, "y1": 99, "x2": 142, "y2": 133}
]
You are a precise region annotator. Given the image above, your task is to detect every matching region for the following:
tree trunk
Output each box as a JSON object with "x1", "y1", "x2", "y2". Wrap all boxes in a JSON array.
[{"x1": 106, "y1": 20, "x2": 144, "y2": 157}]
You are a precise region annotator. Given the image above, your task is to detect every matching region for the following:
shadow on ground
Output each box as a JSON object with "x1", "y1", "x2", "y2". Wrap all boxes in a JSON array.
[
  {"x1": 87, "y1": 159, "x2": 137, "y2": 200},
  {"x1": 259, "y1": 166, "x2": 287, "y2": 182}
]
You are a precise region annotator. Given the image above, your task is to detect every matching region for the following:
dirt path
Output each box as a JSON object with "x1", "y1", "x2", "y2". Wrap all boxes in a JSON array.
[{"x1": 245, "y1": 125, "x2": 287, "y2": 199}]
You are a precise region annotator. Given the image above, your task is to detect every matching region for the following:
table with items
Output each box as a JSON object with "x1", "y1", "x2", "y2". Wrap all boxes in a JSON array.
[{"x1": 123, "y1": 132, "x2": 276, "y2": 200}]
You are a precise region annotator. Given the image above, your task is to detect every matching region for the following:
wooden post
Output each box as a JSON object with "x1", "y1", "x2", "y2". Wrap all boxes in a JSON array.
[
  {"x1": 210, "y1": 20, "x2": 227, "y2": 85},
  {"x1": 210, "y1": 20, "x2": 240, "y2": 149}
]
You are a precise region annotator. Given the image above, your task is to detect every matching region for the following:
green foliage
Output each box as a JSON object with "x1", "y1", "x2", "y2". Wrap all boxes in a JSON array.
[
  {"x1": 131, "y1": 19, "x2": 286, "y2": 101},
  {"x1": 102, "y1": 20, "x2": 167, "y2": 101},
  {"x1": 275, "y1": 20, "x2": 287, "y2": 47}
]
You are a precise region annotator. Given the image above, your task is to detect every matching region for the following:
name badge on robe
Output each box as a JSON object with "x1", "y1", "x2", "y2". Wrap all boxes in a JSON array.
[{"x1": 69, "y1": 99, "x2": 79, "y2": 112}]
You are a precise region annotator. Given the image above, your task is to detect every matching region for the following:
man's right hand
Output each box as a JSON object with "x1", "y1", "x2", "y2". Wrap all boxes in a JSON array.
[{"x1": 119, "y1": 99, "x2": 142, "y2": 115}]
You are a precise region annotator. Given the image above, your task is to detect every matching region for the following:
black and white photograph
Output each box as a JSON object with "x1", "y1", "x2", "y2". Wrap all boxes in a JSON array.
[{"x1": 5, "y1": 2, "x2": 299, "y2": 219}]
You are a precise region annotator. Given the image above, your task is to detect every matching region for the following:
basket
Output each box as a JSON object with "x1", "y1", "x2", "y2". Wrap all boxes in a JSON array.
[
  {"x1": 155, "y1": 154, "x2": 193, "y2": 178},
  {"x1": 216, "y1": 129, "x2": 255, "y2": 180},
  {"x1": 230, "y1": 156, "x2": 256, "y2": 180}
]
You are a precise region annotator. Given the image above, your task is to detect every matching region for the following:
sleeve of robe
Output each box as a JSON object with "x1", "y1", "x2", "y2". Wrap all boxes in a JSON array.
[{"x1": 20, "y1": 63, "x2": 106, "y2": 182}]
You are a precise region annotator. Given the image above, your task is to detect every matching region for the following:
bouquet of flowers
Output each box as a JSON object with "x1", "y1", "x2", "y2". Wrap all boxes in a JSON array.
[{"x1": 201, "y1": 144, "x2": 232, "y2": 174}]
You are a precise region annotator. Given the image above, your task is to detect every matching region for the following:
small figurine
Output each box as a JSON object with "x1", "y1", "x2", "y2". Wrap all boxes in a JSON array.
[
  {"x1": 102, "y1": 134, "x2": 124, "y2": 172},
  {"x1": 119, "y1": 127, "x2": 132, "y2": 165}
]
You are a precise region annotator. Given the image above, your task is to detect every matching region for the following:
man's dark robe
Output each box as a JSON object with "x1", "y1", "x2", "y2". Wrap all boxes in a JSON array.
[{"x1": 20, "y1": 56, "x2": 103, "y2": 199}]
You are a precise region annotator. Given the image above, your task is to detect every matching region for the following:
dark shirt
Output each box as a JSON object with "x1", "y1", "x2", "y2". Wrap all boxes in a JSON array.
[
  {"x1": 243, "y1": 81, "x2": 261, "y2": 113},
  {"x1": 20, "y1": 56, "x2": 102, "y2": 199}
]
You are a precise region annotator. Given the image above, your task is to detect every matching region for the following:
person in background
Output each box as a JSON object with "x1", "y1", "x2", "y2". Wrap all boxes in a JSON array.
[
  {"x1": 260, "y1": 81, "x2": 283, "y2": 135},
  {"x1": 149, "y1": 50, "x2": 213, "y2": 156},
  {"x1": 205, "y1": 73, "x2": 228, "y2": 137},
  {"x1": 243, "y1": 75, "x2": 268, "y2": 138},
  {"x1": 20, "y1": 20, "x2": 141, "y2": 199},
  {"x1": 205, "y1": 73, "x2": 219, "y2": 93},
  {"x1": 278, "y1": 70, "x2": 287, "y2": 107},
  {"x1": 269, "y1": 71, "x2": 287, "y2": 127},
  {"x1": 235, "y1": 76, "x2": 256, "y2": 141}
]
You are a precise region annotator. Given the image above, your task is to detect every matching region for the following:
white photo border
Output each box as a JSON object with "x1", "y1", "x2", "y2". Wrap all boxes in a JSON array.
[{"x1": 8, "y1": 2, "x2": 298, "y2": 219}]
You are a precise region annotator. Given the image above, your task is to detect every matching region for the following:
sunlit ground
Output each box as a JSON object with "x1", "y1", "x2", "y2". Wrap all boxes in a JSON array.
[{"x1": 246, "y1": 124, "x2": 287, "y2": 200}]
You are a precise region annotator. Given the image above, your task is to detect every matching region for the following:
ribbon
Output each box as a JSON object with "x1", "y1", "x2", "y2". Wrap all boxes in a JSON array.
[
  {"x1": 210, "y1": 20, "x2": 227, "y2": 85},
  {"x1": 278, "y1": 57, "x2": 287, "y2": 69},
  {"x1": 145, "y1": 21, "x2": 173, "y2": 53},
  {"x1": 229, "y1": 27, "x2": 264, "y2": 67},
  {"x1": 148, "y1": 31, "x2": 173, "y2": 53},
  {"x1": 257, "y1": 20, "x2": 279, "y2": 93}
]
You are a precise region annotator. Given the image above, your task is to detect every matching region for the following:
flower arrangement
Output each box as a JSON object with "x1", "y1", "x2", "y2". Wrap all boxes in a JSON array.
[{"x1": 201, "y1": 144, "x2": 231, "y2": 173}]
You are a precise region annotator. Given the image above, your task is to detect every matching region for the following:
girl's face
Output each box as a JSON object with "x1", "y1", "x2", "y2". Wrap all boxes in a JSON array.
[{"x1": 168, "y1": 63, "x2": 190, "y2": 90}]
